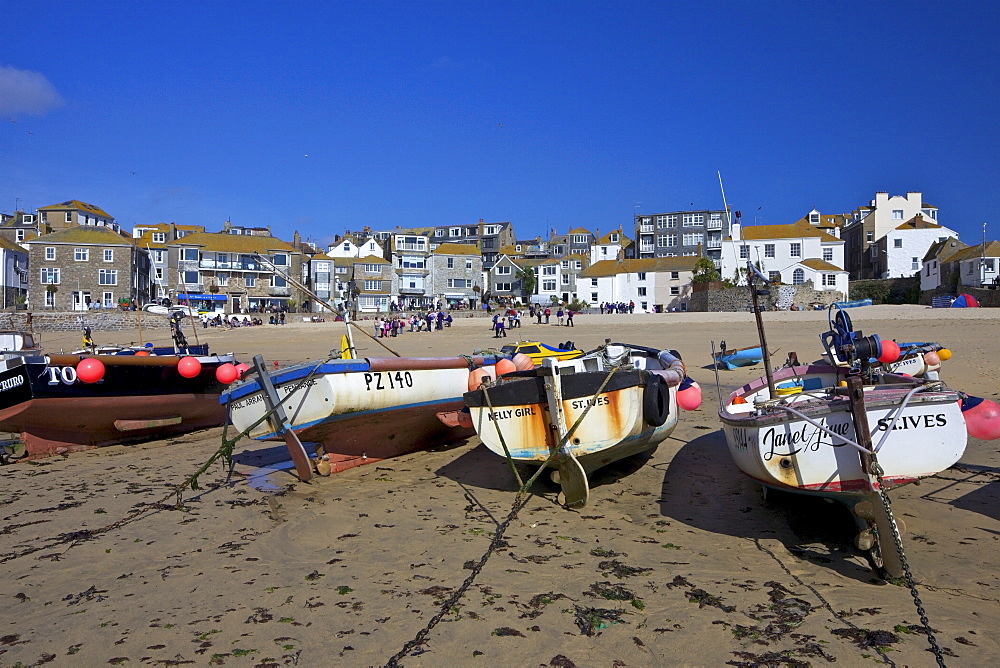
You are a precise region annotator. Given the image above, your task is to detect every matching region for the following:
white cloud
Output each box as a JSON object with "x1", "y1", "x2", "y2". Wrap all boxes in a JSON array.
[{"x1": 0, "y1": 65, "x2": 64, "y2": 115}]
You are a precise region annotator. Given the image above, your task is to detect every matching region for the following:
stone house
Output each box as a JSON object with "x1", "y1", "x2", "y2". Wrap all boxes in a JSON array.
[
  {"x1": 427, "y1": 243, "x2": 482, "y2": 310},
  {"x1": 352, "y1": 255, "x2": 394, "y2": 313},
  {"x1": 132, "y1": 223, "x2": 208, "y2": 302},
  {"x1": 25, "y1": 226, "x2": 152, "y2": 311},
  {"x1": 37, "y1": 200, "x2": 119, "y2": 234}
]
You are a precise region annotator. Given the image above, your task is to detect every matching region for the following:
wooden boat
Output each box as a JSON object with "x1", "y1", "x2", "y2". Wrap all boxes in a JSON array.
[
  {"x1": 496, "y1": 340, "x2": 583, "y2": 366},
  {"x1": 222, "y1": 353, "x2": 506, "y2": 480},
  {"x1": 713, "y1": 340, "x2": 763, "y2": 369},
  {"x1": 717, "y1": 262, "x2": 971, "y2": 577},
  {"x1": 0, "y1": 330, "x2": 42, "y2": 359},
  {"x1": 0, "y1": 347, "x2": 237, "y2": 456},
  {"x1": 462, "y1": 342, "x2": 687, "y2": 508}
]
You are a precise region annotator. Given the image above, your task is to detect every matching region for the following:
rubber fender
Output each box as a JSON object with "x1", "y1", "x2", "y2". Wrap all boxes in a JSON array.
[{"x1": 643, "y1": 374, "x2": 670, "y2": 427}]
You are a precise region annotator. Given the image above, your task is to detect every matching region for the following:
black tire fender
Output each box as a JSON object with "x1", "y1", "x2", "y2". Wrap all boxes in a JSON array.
[{"x1": 643, "y1": 374, "x2": 670, "y2": 427}]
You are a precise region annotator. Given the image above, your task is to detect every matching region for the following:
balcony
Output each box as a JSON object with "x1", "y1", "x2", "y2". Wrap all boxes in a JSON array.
[
  {"x1": 706, "y1": 219, "x2": 723, "y2": 231},
  {"x1": 706, "y1": 238, "x2": 722, "y2": 249},
  {"x1": 640, "y1": 224, "x2": 654, "y2": 233},
  {"x1": 395, "y1": 243, "x2": 428, "y2": 252},
  {"x1": 267, "y1": 286, "x2": 292, "y2": 297},
  {"x1": 200, "y1": 260, "x2": 265, "y2": 271},
  {"x1": 639, "y1": 244, "x2": 655, "y2": 254},
  {"x1": 399, "y1": 287, "x2": 426, "y2": 295}
]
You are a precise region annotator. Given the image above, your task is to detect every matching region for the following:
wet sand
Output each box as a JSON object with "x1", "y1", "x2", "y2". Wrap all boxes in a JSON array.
[{"x1": 1, "y1": 305, "x2": 998, "y2": 666}]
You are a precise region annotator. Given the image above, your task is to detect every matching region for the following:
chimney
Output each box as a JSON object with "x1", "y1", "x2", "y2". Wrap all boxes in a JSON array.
[{"x1": 293, "y1": 230, "x2": 301, "y2": 247}]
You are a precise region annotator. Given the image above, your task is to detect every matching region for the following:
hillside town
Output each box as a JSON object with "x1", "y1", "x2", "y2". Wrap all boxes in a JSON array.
[{"x1": 1, "y1": 190, "x2": 996, "y2": 316}]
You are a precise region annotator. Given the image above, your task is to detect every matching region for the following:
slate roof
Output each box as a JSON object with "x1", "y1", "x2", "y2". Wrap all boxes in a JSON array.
[{"x1": 166, "y1": 232, "x2": 297, "y2": 253}]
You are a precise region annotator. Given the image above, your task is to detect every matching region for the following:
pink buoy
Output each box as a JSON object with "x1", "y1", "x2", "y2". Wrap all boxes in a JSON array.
[
  {"x1": 676, "y1": 377, "x2": 702, "y2": 411},
  {"x1": 234, "y1": 362, "x2": 250, "y2": 378},
  {"x1": 468, "y1": 367, "x2": 489, "y2": 392},
  {"x1": 923, "y1": 351, "x2": 941, "y2": 367},
  {"x1": 512, "y1": 353, "x2": 534, "y2": 371},
  {"x1": 76, "y1": 358, "x2": 106, "y2": 384},
  {"x1": 215, "y1": 363, "x2": 239, "y2": 384},
  {"x1": 962, "y1": 396, "x2": 1000, "y2": 441},
  {"x1": 177, "y1": 356, "x2": 202, "y2": 378},
  {"x1": 877, "y1": 339, "x2": 900, "y2": 364}
]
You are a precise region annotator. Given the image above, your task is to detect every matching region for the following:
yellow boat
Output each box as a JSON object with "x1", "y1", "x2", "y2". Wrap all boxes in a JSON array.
[{"x1": 499, "y1": 340, "x2": 583, "y2": 366}]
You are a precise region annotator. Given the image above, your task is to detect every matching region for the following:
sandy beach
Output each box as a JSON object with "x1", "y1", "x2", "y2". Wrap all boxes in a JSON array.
[{"x1": 2, "y1": 305, "x2": 999, "y2": 666}]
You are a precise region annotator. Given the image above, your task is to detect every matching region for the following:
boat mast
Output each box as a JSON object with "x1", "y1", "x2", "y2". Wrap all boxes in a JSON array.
[{"x1": 747, "y1": 261, "x2": 776, "y2": 398}]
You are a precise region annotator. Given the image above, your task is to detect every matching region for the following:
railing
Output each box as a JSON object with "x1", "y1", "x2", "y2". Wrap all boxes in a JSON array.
[
  {"x1": 395, "y1": 243, "x2": 428, "y2": 252},
  {"x1": 399, "y1": 287, "x2": 426, "y2": 295},
  {"x1": 199, "y1": 260, "x2": 264, "y2": 271},
  {"x1": 640, "y1": 225, "x2": 654, "y2": 233},
  {"x1": 706, "y1": 239, "x2": 722, "y2": 249},
  {"x1": 639, "y1": 245, "x2": 655, "y2": 254},
  {"x1": 267, "y1": 287, "x2": 292, "y2": 296},
  {"x1": 706, "y1": 220, "x2": 723, "y2": 230}
]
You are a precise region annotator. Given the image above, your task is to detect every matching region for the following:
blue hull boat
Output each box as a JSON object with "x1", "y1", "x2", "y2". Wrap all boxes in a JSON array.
[{"x1": 713, "y1": 344, "x2": 763, "y2": 370}]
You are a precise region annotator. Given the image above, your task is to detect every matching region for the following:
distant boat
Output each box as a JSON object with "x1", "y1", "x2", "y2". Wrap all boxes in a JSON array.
[
  {"x1": 831, "y1": 298, "x2": 872, "y2": 309},
  {"x1": 713, "y1": 340, "x2": 763, "y2": 369}
]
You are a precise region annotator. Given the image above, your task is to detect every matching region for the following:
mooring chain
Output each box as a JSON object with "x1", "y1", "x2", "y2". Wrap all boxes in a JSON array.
[{"x1": 870, "y1": 460, "x2": 947, "y2": 667}]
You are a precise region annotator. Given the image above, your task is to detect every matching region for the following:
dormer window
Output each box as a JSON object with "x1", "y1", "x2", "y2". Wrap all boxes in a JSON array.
[
  {"x1": 809, "y1": 213, "x2": 820, "y2": 224},
  {"x1": 610, "y1": 233, "x2": 619, "y2": 242}
]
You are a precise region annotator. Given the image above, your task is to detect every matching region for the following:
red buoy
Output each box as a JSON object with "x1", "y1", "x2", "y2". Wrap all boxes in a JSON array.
[
  {"x1": 177, "y1": 356, "x2": 202, "y2": 378},
  {"x1": 677, "y1": 377, "x2": 702, "y2": 411},
  {"x1": 962, "y1": 396, "x2": 1000, "y2": 441},
  {"x1": 215, "y1": 363, "x2": 239, "y2": 384},
  {"x1": 76, "y1": 358, "x2": 106, "y2": 384},
  {"x1": 877, "y1": 339, "x2": 900, "y2": 364}
]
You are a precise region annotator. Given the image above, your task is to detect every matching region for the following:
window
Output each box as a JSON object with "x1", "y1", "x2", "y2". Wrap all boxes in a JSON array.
[
  {"x1": 572, "y1": 234, "x2": 589, "y2": 244},
  {"x1": 637, "y1": 287, "x2": 647, "y2": 296},
  {"x1": 739, "y1": 245, "x2": 749, "y2": 259},
  {"x1": 466, "y1": 259, "x2": 473, "y2": 270},
  {"x1": 561, "y1": 275, "x2": 569, "y2": 285},
  {"x1": 99, "y1": 269, "x2": 117, "y2": 285},
  {"x1": 65, "y1": 212, "x2": 72, "y2": 223},
  {"x1": 682, "y1": 233, "x2": 703, "y2": 246},
  {"x1": 245, "y1": 274, "x2": 256, "y2": 287},
  {"x1": 364, "y1": 264, "x2": 381, "y2": 273},
  {"x1": 400, "y1": 256, "x2": 424, "y2": 269},
  {"x1": 45, "y1": 290, "x2": 54, "y2": 308},
  {"x1": 447, "y1": 278, "x2": 470, "y2": 288},
  {"x1": 104, "y1": 249, "x2": 114, "y2": 262},
  {"x1": 152, "y1": 232, "x2": 165, "y2": 243},
  {"x1": 542, "y1": 265, "x2": 556, "y2": 275},
  {"x1": 272, "y1": 254, "x2": 288, "y2": 266},
  {"x1": 637, "y1": 272, "x2": 646, "y2": 281},
  {"x1": 103, "y1": 292, "x2": 114, "y2": 307},
  {"x1": 792, "y1": 269, "x2": 805, "y2": 285},
  {"x1": 447, "y1": 258, "x2": 454, "y2": 268},
  {"x1": 45, "y1": 247, "x2": 56, "y2": 260},
  {"x1": 866, "y1": 231, "x2": 874, "y2": 242},
  {"x1": 154, "y1": 268, "x2": 163, "y2": 281},
  {"x1": 15, "y1": 230, "x2": 24, "y2": 242},
  {"x1": 609, "y1": 233, "x2": 619, "y2": 243},
  {"x1": 823, "y1": 274, "x2": 837, "y2": 287},
  {"x1": 314, "y1": 262, "x2": 329, "y2": 273},
  {"x1": 764, "y1": 244, "x2": 775, "y2": 258},
  {"x1": 810, "y1": 213, "x2": 820, "y2": 224},
  {"x1": 789, "y1": 243, "x2": 801, "y2": 258},
  {"x1": 670, "y1": 286, "x2": 680, "y2": 296},
  {"x1": 484, "y1": 225, "x2": 500, "y2": 235},
  {"x1": 543, "y1": 280, "x2": 556, "y2": 291},
  {"x1": 894, "y1": 238, "x2": 903, "y2": 248},
  {"x1": 495, "y1": 282, "x2": 511, "y2": 292},
  {"x1": 657, "y1": 235, "x2": 670, "y2": 247},
  {"x1": 40, "y1": 267, "x2": 60, "y2": 284},
  {"x1": 450, "y1": 227, "x2": 461, "y2": 237},
  {"x1": 272, "y1": 275, "x2": 287, "y2": 288},
  {"x1": 183, "y1": 248, "x2": 199, "y2": 261},
  {"x1": 656, "y1": 215, "x2": 669, "y2": 228},
  {"x1": 912, "y1": 257, "x2": 919, "y2": 270},
  {"x1": 590, "y1": 278, "x2": 598, "y2": 286},
  {"x1": 495, "y1": 265, "x2": 511, "y2": 275},
  {"x1": 591, "y1": 292, "x2": 598, "y2": 302},
  {"x1": 74, "y1": 248, "x2": 89, "y2": 261},
  {"x1": 823, "y1": 248, "x2": 833, "y2": 262},
  {"x1": 218, "y1": 273, "x2": 229, "y2": 286},
  {"x1": 183, "y1": 271, "x2": 199, "y2": 284},
  {"x1": 768, "y1": 271, "x2": 781, "y2": 283},
  {"x1": 364, "y1": 280, "x2": 383, "y2": 291},
  {"x1": 665, "y1": 215, "x2": 677, "y2": 228},
  {"x1": 892, "y1": 210, "x2": 903, "y2": 220},
  {"x1": 435, "y1": 229, "x2": 445, "y2": 237}
]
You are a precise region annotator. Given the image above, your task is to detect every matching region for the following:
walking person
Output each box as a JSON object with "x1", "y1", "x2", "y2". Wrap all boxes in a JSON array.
[
  {"x1": 556, "y1": 307, "x2": 564, "y2": 326},
  {"x1": 544, "y1": 307, "x2": 551, "y2": 324},
  {"x1": 566, "y1": 309, "x2": 574, "y2": 327}
]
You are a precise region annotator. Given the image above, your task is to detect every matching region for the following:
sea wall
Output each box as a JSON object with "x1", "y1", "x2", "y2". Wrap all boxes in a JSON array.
[
  {"x1": 0, "y1": 311, "x2": 172, "y2": 333},
  {"x1": 689, "y1": 282, "x2": 844, "y2": 312}
]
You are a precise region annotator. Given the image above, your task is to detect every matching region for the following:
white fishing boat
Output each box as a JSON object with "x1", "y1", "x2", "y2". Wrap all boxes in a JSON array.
[
  {"x1": 462, "y1": 341, "x2": 693, "y2": 508},
  {"x1": 716, "y1": 262, "x2": 983, "y2": 577}
]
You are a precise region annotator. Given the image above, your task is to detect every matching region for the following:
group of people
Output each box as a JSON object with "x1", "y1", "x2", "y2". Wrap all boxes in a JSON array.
[
  {"x1": 599, "y1": 301, "x2": 635, "y2": 314},
  {"x1": 373, "y1": 311, "x2": 453, "y2": 338},
  {"x1": 201, "y1": 314, "x2": 266, "y2": 328},
  {"x1": 527, "y1": 305, "x2": 575, "y2": 326}
]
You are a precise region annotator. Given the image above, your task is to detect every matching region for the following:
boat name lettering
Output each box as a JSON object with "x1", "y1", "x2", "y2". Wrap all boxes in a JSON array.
[
  {"x1": 762, "y1": 420, "x2": 851, "y2": 461},
  {"x1": 232, "y1": 393, "x2": 264, "y2": 410},
  {"x1": 363, "y1": 371, "x2": 414, "y2": 392},
  {"x1": 44, "y1": 366, "x2": 79, "y2": 385},
  {"x1": 731, "y1": 427, "x2": 751, "y2": 451},
  {"x1": 875, "y1": 413, "x2": 947, "y2": 431},
  {"x1": 280, "y1": 379, "x2": 316, "y2": 395},
  {"x1": 0, "y1": 374, "x2": 24, "y2": 392},
  {"x1": 571, "y1": 396, "x2": 610, "y2": 410},
  {"x1": 488, "y1": 407, "x2": 537, "y2": 421}
]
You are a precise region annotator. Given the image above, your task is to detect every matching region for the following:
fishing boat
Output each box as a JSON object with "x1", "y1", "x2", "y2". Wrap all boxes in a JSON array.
[
  {"x1": 713, "y1": 340, "x2": 764, "y2": 369},
  {"x1": 222, "y1": 352, "x2": 507, "y2": 481},
  {"x1": 0, "y1": 346, "x2": 238, "y2": 456},
  {"x1": 462, "y1": 341, "x2": 693, "y2": 508},
  {"x1": 0, "y1": 329, "x2": 42, "y2": 360},
  {"x1": 716, "y1": 262, "x2": 978, "y2": 577}
]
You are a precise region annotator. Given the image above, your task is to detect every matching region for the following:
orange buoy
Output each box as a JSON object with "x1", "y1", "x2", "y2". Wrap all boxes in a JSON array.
[
  {"x1": 495, "y1": 358, "x2": 517, "y2": 376},
  {"x1": 512, "y1": 353, "x2": 534, "y2": 371}
]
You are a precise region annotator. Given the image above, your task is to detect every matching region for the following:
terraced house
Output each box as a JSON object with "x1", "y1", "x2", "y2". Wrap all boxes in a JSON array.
[
  {"x1": 26, "y1": 226, "x2": 152, "y2": 310},
  {"x1": 168, "y1": 232, "x2": 304, "y2": 313}
]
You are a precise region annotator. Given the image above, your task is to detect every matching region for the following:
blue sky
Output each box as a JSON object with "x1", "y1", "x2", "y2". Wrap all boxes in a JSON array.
[{"x1": 2, "y1": 1, "x2": 998, "y2": 248}]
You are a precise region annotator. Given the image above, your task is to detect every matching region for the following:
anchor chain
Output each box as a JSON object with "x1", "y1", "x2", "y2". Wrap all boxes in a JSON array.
[{"x1": 869, "y1": 459, "x2": 947, "y2": 667}]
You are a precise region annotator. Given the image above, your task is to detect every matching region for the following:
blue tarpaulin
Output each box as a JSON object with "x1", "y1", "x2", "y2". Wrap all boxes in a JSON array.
[{"x1": 178, "y1": 293, "x2": 228, "y2": 301}]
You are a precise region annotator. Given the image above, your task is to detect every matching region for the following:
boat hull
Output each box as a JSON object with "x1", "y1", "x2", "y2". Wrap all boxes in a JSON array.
[
  {"x1": 0, "y1": 353, "x2": 234, "y2": 455},
  {"x1": 719, "y1": 365, "x2": 966, "y2": 498},
  {"x1": 463, "y1": 345, "x2": 684, "y2": 477},
  {"x1": 222, "y1": 357, "x2": 491, "y2": 472},
  {"x1": 714, "y1": 347, "x2": 764, "y2": 370}
]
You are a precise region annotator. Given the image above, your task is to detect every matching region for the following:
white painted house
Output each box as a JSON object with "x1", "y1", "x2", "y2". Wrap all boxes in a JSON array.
[
  {"x1": 326, "y1": 235, "x2": 384, "y2": 260},
  {"x1": 720, "y1": 219, "x2": 848, "y2": 295},
  {"x1": 578, "y1": 256, "x2": 698, "y2": 312},
  {"x1": 875, "y1": 214, "x2": 959, "y2": 279}
]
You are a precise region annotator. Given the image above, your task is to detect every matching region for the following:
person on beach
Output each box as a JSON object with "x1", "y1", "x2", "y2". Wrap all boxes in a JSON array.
[
  {"x1": 556, "y1": 307, "x2": 564, "y2": 325},
  {"x1": 494, "y1": 316, "x2": 506, "y2": 338},
  {"x1": 536, "y1": 308, "x2": 543, "y2": 324},
  {"x1": 566, "y1": 309, "x2": 574, "y2": 327},
  {"x1": 544, "y1": 307, "x2": 551, "y2": 324}
]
